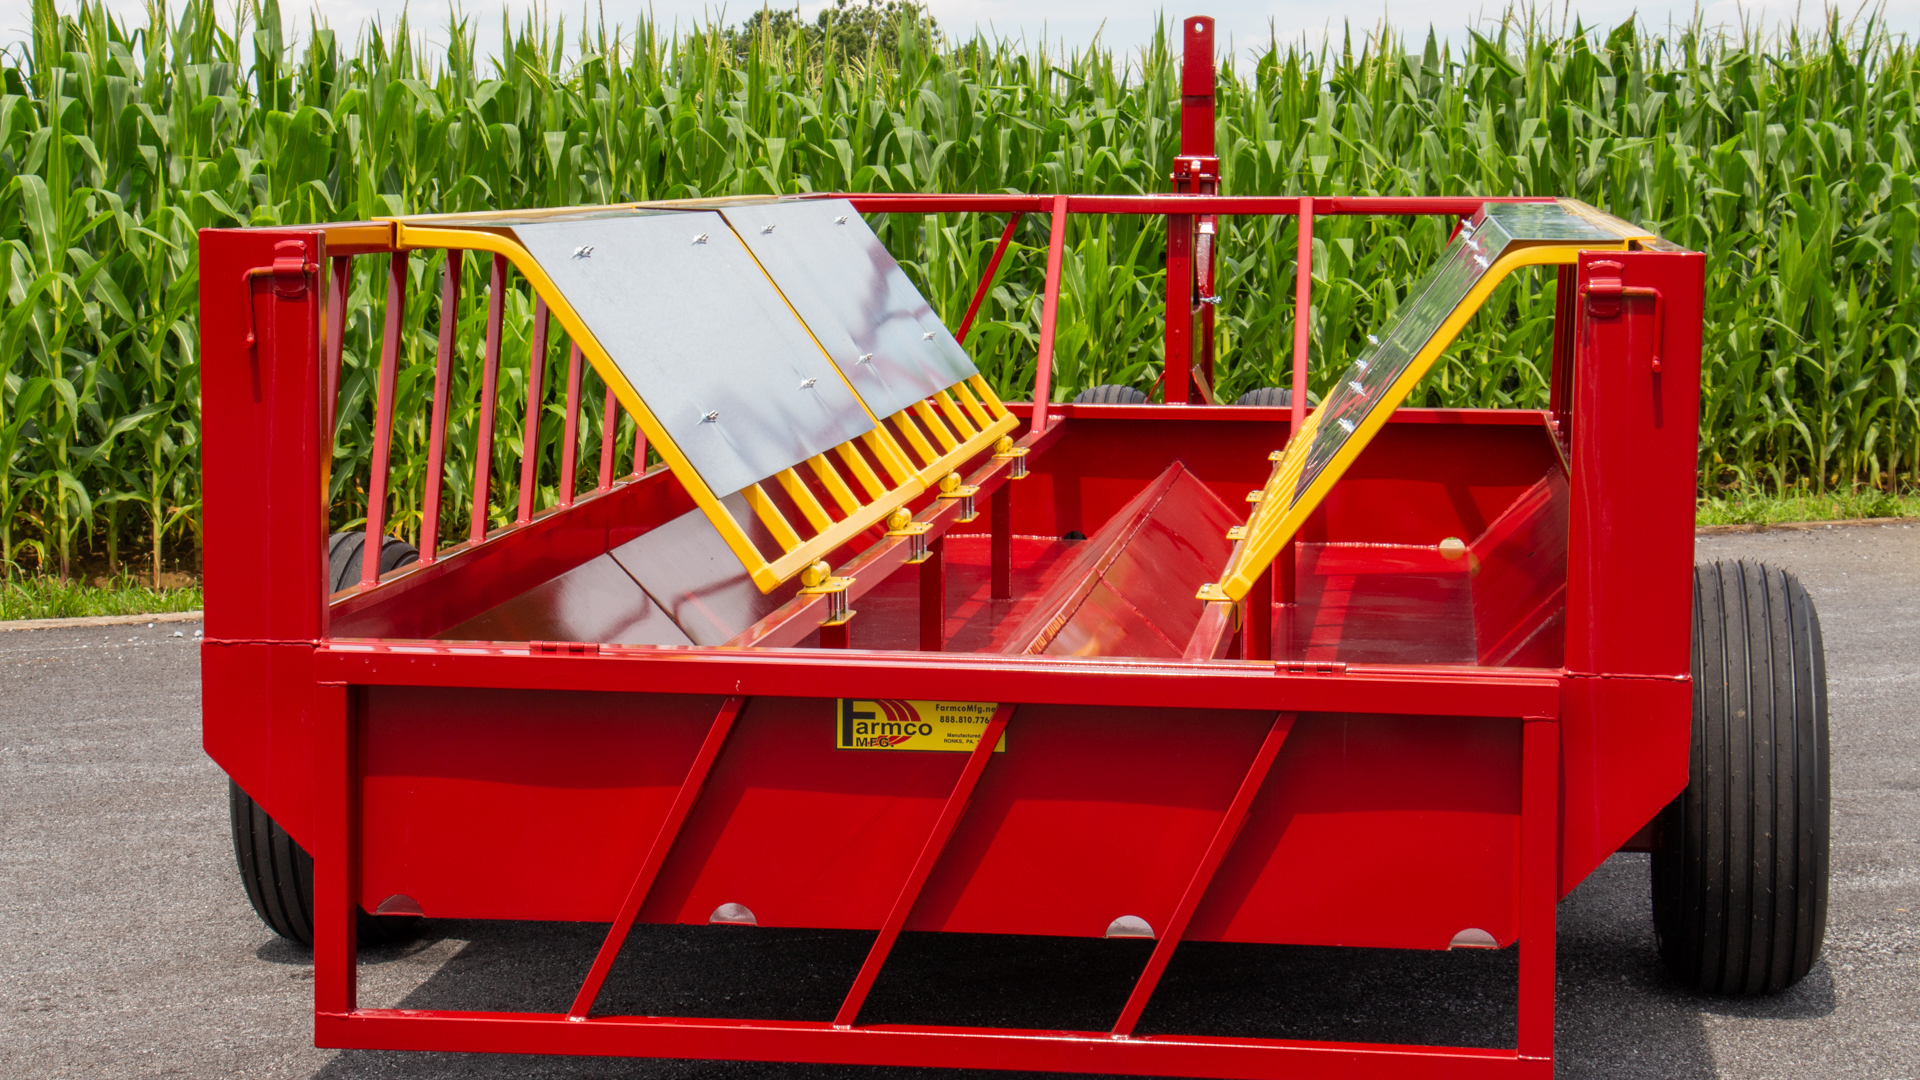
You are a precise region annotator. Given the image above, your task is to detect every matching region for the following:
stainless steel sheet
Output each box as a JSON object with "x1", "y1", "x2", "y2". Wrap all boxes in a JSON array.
[
  {"x1": 722, "y1": 199, "x2": 978, "y2": 416},
  {"x1": 1287, "y1": 200, "x2": 1625, "y2": 507},
  {"x1": 512, "y1": 211, "x2": 874, "y2": 498}
]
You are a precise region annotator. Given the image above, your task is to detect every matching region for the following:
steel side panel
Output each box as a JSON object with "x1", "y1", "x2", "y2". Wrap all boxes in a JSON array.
[
  {"x1": 353, "y1": 692, "x2": 1529, "y2": 947},
  {"x1": 202, "y1": 641, "x2": 321, "y2": 848},
  {"x1": 722, "y1": 199, "x2": 978, "y2": 413},
  {"x1": 359, "y1": 688, "x2": 726, "y2": 920}
]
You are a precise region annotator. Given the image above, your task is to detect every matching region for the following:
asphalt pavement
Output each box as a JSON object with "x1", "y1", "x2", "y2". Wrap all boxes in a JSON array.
[{"x1": 1, "y1": 523, "x2": 1914, "y2": 1079}]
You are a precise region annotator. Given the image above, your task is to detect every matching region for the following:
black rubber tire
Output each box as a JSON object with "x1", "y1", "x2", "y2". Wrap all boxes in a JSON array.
[
  {"x1": 1233, "y1": 386, "x2": 1293, "y2": 408},
  {"x1": 1652, "y1": 560, "x2": 1830, "y2": 994},
  {"x1": 326, "y1": 530, "x2": 418, "y2": 593},
  {"x1": 230, "y1": 781, "x2": 420, "y2": 947},
  {"x1": 1072, "y1": 384, "x2": 1148, "y2": 405}
]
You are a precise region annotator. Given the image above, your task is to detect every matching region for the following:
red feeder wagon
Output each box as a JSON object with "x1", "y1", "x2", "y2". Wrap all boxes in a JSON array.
[{"x1": 202, "y1": 16, "x2": 1828, "y2": 1078}]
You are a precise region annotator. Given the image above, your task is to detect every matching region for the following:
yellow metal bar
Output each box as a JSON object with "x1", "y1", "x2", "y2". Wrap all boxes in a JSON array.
[
  {"x1": 1201, "y1": 241, "x2": 1623, "y2": 602},
  {"x1": 837, "y1": 442, "x2": 892, "y2": 500},
  {"x1": 936, "y1": 388, "x2": 983, "y2": 440},
  {"x1": 890, "y1": 409, "x2": 942, "y2": 468},
  {"x1": 862, "y1": 429, "x2": 919, "y2": 487},
  {"x1": 807, "y1": 454, "x2": 863, "y2": 516},
  {"x1": 775, "y1": 468, "x2": 835, "y2": 535},
  {"x1": 967, "y1": 375, "x2": 1011, "y2": 418},
  {"x1": 950, "y1": 381, "x2": 993, "y2": 431},
  {"x1": 913, "y1": 400, "x2": 961, "y2": 453},
  {"x1": 742, "y1": 483, "x2": 805, "y2": 552}
]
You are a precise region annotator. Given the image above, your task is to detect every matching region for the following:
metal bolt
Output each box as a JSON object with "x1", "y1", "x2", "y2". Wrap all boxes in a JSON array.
[
  {"x1": 1200, "y1": 294, "x2": 1222, "y2": 305},
  {"x1": 857, "y1": 353, "x2": 874, "y2": 364},
  {"x1": 701, "y1": 410, "x2": 720, "y2": 423},
  {"x1": 799, "y1": 377, "x2": 818, "y2": 389},
  {"x1": 572, "y1": 245, "x2": 594, "y2": 259},
  {"x1": 761, "y1": 224, "x2": 776, "y2": 234},
  {"x1": 834, "y1": 215, "x2": 848, "y2": 225},
  {"x1": 1336, "y1": 417, "x2": 1356, "y2": 433},
  {"x1": 1367, "y1": 334, "x2": 1379, "y2": 345},
  {"x1": 692, "y1": 233, "x2": 710, "y2": 245},
  {"x1": 921, "y1": 331, "x2": 936, "y2": 341}
]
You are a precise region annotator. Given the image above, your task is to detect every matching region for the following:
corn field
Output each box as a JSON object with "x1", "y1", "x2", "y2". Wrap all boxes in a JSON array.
[{"x1": 1, "y1": 0, "x2": 1916, "y2": 579}]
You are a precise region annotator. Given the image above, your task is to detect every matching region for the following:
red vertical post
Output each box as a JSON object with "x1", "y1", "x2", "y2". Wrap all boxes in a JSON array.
[
  {"x1": 597, "y1": 384, "x2": 619, "y2": 492},
  {"x1": 559, "y1": 343, "x2": 583, "y2": 508},
  {"x1": 418, "y1": 250, "x2": 462, "y2": 564},
  {"x1": 919, "y1": 535, "x2": 945, "y2": 651},
  {"x1": 360, "y1": 251, "x2": 406, "y2": 587},
  {"x1": 1030, "y1": 196, "x2": 1069, "y2": 432},
  {"x1": 1548, "y1": 262, "x2": 1578, "y2": 449},
  {"x1": 1517, "y1": 717, "x2": 1560, "y2": 1066},
  {"x1": 516, "y1": 300, "x2": 551, "y2": 526},
  {"x1": 312, "y1": 682, "x2": 358, "y2": 1016},
  {"x1": 469, "y1": 254, "x2": 507, "y2": 544},
  {"x1": 1242, "y1": 557, "x2": 1272, "y2": 661},
  {"x1": 1290, "y1": 198, "x2": 1314, "y2": 432},
  {"x1": 1180, "y1": 16, "x2": 1220, "y2": 399},
  {"x1": 1163, "y1": 211, "x2": 1194, "y2": 404},
  {"x1": 820, "y1": 621, "x2": 851, "y2": 649},
  {"x1": 631, "y1": 421, "x2": 649, "y2": 478},
  {"x1": 323, "y1": 255, "x2": 350, "y2": 442},
  {"x1": 955, "y1": 212, "x2": 1023, "y2": 346},
  {"x1": 990, "y1": 484, "x2": 1013, "y2": 601}
]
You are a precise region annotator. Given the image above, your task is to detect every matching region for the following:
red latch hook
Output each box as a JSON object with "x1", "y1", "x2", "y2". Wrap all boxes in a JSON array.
[
  {"x1": 1581, "y1": 259, "x2": 1666, "y2": 372},
  {"x1": 242, "y1": 240, "x2": 319, "y2": 351}
]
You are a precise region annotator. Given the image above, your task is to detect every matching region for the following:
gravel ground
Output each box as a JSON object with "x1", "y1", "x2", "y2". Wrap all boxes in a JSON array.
[{"x1": 1, "y1": 523, "x2": 1914, "y2": 1079}]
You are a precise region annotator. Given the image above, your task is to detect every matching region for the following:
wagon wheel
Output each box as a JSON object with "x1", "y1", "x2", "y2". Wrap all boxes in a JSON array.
[
  {"x1": 230, "y1": 781, "x2": 421, "y2": 947},
  {"x1": 227, "y1": 531, "x2": 423, "y2": 948},
  {"x1": 1652, "y1": 560, "x2": 1830, "y2": 994},
  {"x1": 1232, "y1": 386, "x2": 1292, "y2": 407},
  {"x1": 326, "y1": 530, "x2": 419, "y2": 593},
  {"x1": 1072, "y1": 384, "x2": 1148, "y2": 405}
]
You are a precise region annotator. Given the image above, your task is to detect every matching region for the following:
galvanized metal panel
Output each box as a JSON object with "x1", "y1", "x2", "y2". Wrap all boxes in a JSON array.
[
  {"x1": 721, "y1": 199, "x2": 978, "y2": 416},
  {"x1": 512, "y1": 212, "x2": 874, "y2": 497}
]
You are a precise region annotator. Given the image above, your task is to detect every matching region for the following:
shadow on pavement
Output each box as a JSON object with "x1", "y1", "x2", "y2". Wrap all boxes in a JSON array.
[{"x1": 306, "y1": 855, "x2": 1765, "y2": 1079}]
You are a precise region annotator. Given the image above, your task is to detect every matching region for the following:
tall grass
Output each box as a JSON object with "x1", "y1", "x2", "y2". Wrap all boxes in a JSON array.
[{"x1": 1, "y1": 0, "x2": 1915, "y2": 577}]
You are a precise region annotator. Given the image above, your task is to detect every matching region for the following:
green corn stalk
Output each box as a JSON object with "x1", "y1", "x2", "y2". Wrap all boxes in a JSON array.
[{"x1": 0, "y1": 0, "x2": 1915, "y2": 574}]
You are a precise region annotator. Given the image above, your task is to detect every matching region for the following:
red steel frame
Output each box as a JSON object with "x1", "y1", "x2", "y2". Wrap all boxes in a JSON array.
[{"x1": 200, "y1": 18, "x2": 1704, "y2": 1079}]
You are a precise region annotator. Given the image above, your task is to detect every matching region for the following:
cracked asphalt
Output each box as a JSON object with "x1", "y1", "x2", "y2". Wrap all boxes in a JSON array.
[{"x1": 1, "y1": 523, "x2": 1914, "y2": 1078}]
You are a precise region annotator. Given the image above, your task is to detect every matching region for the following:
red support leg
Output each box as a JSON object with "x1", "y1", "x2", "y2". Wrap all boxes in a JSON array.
[
  {"x1": 360, "y1": 251, "x2": 406, "y2": 586},
  {"x1": 834, "y1": 703, "x2": 1017, "y2": 1028},
  {"x1": 819, "y1": 622, "x2": 851, "y2": 649},
  {"x1": 1517, "y1": 717, "x2": 1560, "y2": 1072},
  {"x1": 1111, "y1": 712, "x2": 1295, "y2": 1036},
  {"x1": 919, "y1": 536, "x2": 945, "y2": 651},
  {"x1": 569, "y1": 696, "x2": 748, "y2": 1019},
  {"x1": 1242, "y1": 560, "x2": 1272, "y2": 661},
  {"x1": 990, "y1": 484, "x2": 1012, "y2": 602},
  {"x1": 312, "y1": 682, "x2": 358, "y2": 1016}
]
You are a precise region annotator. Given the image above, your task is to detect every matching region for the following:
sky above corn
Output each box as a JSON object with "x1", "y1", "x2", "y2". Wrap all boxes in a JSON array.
[{"x1": 2, "y1": 0, "x2": 1914, "y2": 56}]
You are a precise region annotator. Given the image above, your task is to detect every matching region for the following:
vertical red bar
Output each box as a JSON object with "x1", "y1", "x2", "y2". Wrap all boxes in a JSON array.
[
  {"x1": 360, "y1": 251, "x2": 406, "y2": 587},
  {"x1": 1164, "y1": 213, "x2": 1194, "y2": 405},
  {"x1": 1290, "y1": 198, "x2": 1314, "y2": 432},
  {"x1": 516, "y1": 300, "x2": 551, "y2": 526},
  {"x1": 312, "y1": 682, "x2": 358, "y2": 1016},
  {"x1": 597, "y1": 384, "x2": 619, "y2": 492},
  {"x1": 1548, "y1": 263, "x2": 1578, "y2": 448},
  {"x1": 322, "y1": 255, "x2": 350, "y2": 443},
  {"x1": 955, "y1": 213, "x2": 1023, "y2": 345},
  {"x1": 835, "y1": 704, "x2": 1016, "y2": 1028},
  {"x1": 1030, "y1": 196, "x2": 1069, "y2": 432},
  {"x1": 418, "y1": 250, "x2": 462, "y2": 564},
  {"x1": 1179, "y1": 17, "x2": 1216, "y2": 157},
  {"x1": 1243, "y1": 559, "x2": 1272, "y2": 661},
  {"x1": 469, "y1": 255, "x2": 507, "y2": 544},
  {"x1": 919, "y1": 535, "x2": 945, "y2": 651},
  {"x1": 1517, "y1": 717, "x2": 1560, "y2": 1065},
  {"x1": 989, "y1": 483, "x2": 1012, "y2": 601},
  {"x1": 631, "y1": 421, "x2": 649, "y2": 478},
  {"x1": 559, "y1": 343, "x2": 583, "y2": 508},
  {"x1": 820, "y1": 621, "x2": 851, "y2": 649}
]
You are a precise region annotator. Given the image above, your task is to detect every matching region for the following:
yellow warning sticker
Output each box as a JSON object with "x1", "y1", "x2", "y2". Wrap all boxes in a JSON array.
[{"x1": 836, "y1": 699, "x2": 1005, "y2": 752}]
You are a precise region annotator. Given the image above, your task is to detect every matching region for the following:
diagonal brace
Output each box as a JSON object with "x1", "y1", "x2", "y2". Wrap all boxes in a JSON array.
[
  {"x1": 1112, "y1": 711, "x2": 1296, "y2": 1036},
  {"x1": 568, "y1": 695, "x2": 748, "y2": 1020},
  {"x1": 834, "y1": 703, "x2": 1017, "y2": 1028}
]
